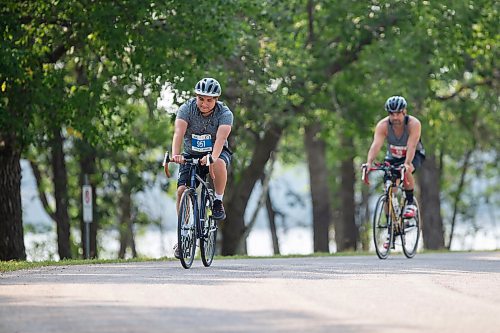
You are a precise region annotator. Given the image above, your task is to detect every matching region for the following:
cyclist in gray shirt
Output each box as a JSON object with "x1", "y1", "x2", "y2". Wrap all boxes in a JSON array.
[
  {"x1": 363, "y1": 96, "x2": 425, "y2": 218},
  {"x1": 168, "y1": 78, "x2": 233, "y2": 258}
]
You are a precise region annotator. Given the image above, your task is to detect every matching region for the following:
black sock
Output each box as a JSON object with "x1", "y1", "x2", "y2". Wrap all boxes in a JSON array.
[{"x1": 405, "y1": 190, "x2": 414, "y2": 204}]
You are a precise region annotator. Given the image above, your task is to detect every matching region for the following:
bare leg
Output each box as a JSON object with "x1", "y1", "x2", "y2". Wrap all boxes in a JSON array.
[
  {"x1": 176, "y1": 185, "x2": 186, "y2": 213},
  {"x1": 403, "y1": 164, "x2": 417, "y2": 217},
  {"x1": 404, "y1": 172, "x2": 415, "y2": 191},
  {"x1": 212, "y1": 159, "x2": 227, "y2": 196}
]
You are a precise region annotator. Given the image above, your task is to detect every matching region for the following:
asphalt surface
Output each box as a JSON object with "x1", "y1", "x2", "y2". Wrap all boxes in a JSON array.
[{"x1": 1, "y1": 252, "x2": 499, "y2": 333}]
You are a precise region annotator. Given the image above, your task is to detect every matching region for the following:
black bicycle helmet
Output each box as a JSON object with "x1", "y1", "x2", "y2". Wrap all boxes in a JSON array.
[
  {"x1": 385, "y1": 96, "x2": 407, "y2": 113},
  {"x1": 194, "y1": 78, "x2": 221, "y2": 97}
]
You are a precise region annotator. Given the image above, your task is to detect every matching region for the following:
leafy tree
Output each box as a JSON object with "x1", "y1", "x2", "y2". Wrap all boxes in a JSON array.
[{"x1": 0, "y1": 0, "x2": 246, "y2": 260}]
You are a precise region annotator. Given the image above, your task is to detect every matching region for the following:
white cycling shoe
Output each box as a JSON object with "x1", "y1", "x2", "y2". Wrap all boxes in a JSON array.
[{"x1": 403, "y1": 204, "x2": 417, "y2": 218}]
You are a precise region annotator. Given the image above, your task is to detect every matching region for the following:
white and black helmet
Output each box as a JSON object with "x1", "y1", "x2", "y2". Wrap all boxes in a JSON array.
[
  {"x1": 194, "y1": 77, "x2": 221, "y2": 97},
  {"x1": 385, "y1": 96, "x2": 407, "y2": 113}
]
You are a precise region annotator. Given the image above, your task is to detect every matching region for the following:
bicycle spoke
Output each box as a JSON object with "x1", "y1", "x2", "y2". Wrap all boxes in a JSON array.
[
  {"x1": 201, "y1": 193, "x2": 217, "y2": 267},
  {"x1": 178, "y1": 190, "x2": 197, "y2": 268},
  {"x1": 402, "y1": 199, "x2": 421, "y2": 258},
  {"x1": 373, "y1": 195, "x2": 392, "y2": 259}
]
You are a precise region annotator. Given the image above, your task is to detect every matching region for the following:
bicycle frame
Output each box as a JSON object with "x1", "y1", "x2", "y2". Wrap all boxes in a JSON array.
[
  {"x1": 184, "y1": 158, "x2": 214, "y2": 239},
  {"x1": 363, "y1": 162, "x2": 421, "y2": 259},
  {"x1": 163, "y1": 151, "x2": 214, "y2": 236},
  {"x1": 364, "y1": 162, "x2": 407, "y2": 255},
  {"x1": 163, "y1": 151, "x2": 217, "y2": 268},
  {"x1": 386, "y1": 180, "x2": 405, "y2": 239}
]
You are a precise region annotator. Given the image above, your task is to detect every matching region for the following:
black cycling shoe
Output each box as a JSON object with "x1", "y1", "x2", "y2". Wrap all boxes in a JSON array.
[{"x1": 212, "y1": 199, "x2": 226, "y2": 220}]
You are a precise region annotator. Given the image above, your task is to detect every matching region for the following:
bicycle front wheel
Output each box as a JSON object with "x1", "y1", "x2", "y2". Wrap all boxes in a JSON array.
[
  {"x1": 401, "y1": 198, "x2": 421, "y2": 258},
  {"x1": 373, "y1": 195, "x2": 392, "y2": 259},
  {"x1": 178, "y1": 189, "x2": 197, "y2": 269},
  {"x1": 200, "y1": 194, "x2": 217, "y2": 267}
]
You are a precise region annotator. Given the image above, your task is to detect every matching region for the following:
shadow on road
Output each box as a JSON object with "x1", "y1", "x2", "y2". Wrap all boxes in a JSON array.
[
  {"x1": 0, "y1": 300, "x2": 414, "y2": 333},
  {"x1": 1, "y1": 252, "x2": 498, "y2": 286}
]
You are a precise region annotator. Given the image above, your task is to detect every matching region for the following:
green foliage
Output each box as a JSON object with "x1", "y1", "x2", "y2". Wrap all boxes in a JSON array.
[
  {"x1": 2, "y1": 0, "x2": 498, "y2": 257},
  {"x1": 1, "y1": 0, "x2": 245, "y2": 148},
  {"x1": 0, "y1": 0, "x2": 251, "y2": 258}
]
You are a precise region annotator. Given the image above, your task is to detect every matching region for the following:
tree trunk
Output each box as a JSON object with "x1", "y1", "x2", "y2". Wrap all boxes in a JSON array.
[
  {"x1": 418, "y1": 153, "x2": 445, "y2": 250},
  {"x1": 51, "y1": 127, "x2": 72, "y2": 259},
  {"x1": 336, "y1": 135, "x2": 358, "y2": 251},
  {"x1": 304, "y1": 122, "x2": 331, "y2": 253},
  {"x1": 237, "y1": 153, "x2": 276, "y2": 252},
  {"x1": 447, "y1": 149, "x2": 473, "y2": 250},
  {"x1": 118, "y1": 185, "x2": 136, "y2": 259},
  {"x1": 78, "y1": 140, "x2": 98, "y2": 258},
  {"x1": 0, "y1": 134, "x2": 26, "y2": 260},
  {"x1": 222, "y1": 123, "x2": 283, "y2": 255},
  {"x1": 265, "y1": 185, "x2": 280, "y2": 255}
]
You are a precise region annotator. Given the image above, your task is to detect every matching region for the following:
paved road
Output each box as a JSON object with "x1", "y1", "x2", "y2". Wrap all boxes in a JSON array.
[{"x1": 1, "y1": 252, "x2": 499, "y2": 333}]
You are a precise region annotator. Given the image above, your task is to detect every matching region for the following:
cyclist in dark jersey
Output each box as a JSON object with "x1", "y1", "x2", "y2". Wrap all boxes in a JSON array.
[
  {"x1": 363, "y1": 96, "x2": 425, "y2": 218},
  {"x1": 167, "y1": 78, "x2": 233, "y2": 258}
]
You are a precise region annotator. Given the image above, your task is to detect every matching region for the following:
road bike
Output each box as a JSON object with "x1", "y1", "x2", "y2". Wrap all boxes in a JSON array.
[
  {"x1": 362, "y1": 162, "x2": 421, "y2": 259},
  {"x1": 163, "y1": 152, "x2": 218, "y2": 269}
]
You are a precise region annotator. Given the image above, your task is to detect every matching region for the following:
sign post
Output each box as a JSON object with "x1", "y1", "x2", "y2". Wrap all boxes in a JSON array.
[{"x1": 82, "y1": 175, "x2": 93, "y2": 259}]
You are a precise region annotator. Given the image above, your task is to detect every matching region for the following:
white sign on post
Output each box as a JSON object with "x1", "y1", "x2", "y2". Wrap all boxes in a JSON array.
[{"x1": 82, "y1": 185, "x2": 93, "y2": 223}]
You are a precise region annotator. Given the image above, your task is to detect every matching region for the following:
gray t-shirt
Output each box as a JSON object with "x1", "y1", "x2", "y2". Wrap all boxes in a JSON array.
[{"x1": 176, "y1": 98, "x2": 233, "y2": 155}]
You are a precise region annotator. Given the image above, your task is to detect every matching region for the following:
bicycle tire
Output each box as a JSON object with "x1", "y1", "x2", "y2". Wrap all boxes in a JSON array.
[
  {"x1": 373, "y1": 194, "x2": 393, "y2": 259},
  {"x1": 200, "y1": 194, "x2": 217, "y2": 267},
  {"x1": 178, "y1": 189, "x2": 197, "y2": 269},
  {"x1": 401, "y1": 198, "x2": 421, "y2": 258}
]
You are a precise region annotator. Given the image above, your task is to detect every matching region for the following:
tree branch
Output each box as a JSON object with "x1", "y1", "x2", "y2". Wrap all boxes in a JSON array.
[
  {"x1": 325, "y1": 16, "x2": 398, "y2": 77},
  {"x1": 19, "y1": 16, "x2": 72, "y2": 28},
  {"x1": 29, "y1": 160, "x2": 57, "y2": 222},
  {"x1": 237, "y1": 151, "x2": 277, "y2": 252},
  {"x1": 436, "y1": 79, "x2": 493, "y2": 101}
]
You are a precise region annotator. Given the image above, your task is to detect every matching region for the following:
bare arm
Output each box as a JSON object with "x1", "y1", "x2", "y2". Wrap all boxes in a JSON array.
[
  {"x1": 404, "y1": 116, "x2": 421, "y2": 170},
  {"x1": 211, "y1": 124, "x2": 232, "y2": 159},
  {"x1": 171, "y1": 119, "x2": 188, "y2": 162},
  {"x1": 366, "y1": 119, "x2": 388, "y2": 165}
]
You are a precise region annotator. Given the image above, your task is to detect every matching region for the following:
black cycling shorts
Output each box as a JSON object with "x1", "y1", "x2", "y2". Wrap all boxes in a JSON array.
[
  {"x1": 177, "y1": 147, "x2": 233, "y2": 188},
  {"x1": 385, "y1": 151, "x2": 425, "y2": 173}
]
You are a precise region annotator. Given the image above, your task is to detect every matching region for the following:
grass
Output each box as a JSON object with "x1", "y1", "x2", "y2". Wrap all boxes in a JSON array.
[
  {"x1": 1, "y1": 249, "x2": 497, "y2": 273},
  {"x1": 0, "y1": 257, "x2": 172, "y2": 273},
  {"x1": 0, "y1": 252, "x2": 370, "y2": 272}
]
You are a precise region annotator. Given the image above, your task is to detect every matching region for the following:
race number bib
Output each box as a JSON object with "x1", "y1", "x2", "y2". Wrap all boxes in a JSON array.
[
  {"x1": 389, "y1": 144, "x2": 407, "y2": 159},
  {"x1": 191, "y1": 134, "x2": 213, "y2": 152}
]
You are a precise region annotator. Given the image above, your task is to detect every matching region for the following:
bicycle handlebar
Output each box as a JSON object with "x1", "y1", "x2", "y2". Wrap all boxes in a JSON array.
[
  {"x1": 162, "y1": 151, "x2": 214, "y2": 178},
  {"x1": 362, "y1": 162, "x2": 406, "y2": 185}
]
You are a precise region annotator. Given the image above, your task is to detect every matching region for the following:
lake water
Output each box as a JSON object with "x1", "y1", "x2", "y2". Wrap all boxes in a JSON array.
[{"x1": 21, "y1": 160, "x2": 499, "y2": 261}]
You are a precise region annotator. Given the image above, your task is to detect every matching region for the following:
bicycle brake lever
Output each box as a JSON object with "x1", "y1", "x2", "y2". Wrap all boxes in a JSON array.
[
  {"x1": 162, "y1": 151, "x2": 171, "y2": 178},
  {"x1": 206, "y1": 154, "x2": 216, "y2": 180},
  {"x1": 162, "y1": 151, "x2": 170, "y2": 166},
  {"x1": 361, "y1": 165, "x2": 369, "y2": 185}
]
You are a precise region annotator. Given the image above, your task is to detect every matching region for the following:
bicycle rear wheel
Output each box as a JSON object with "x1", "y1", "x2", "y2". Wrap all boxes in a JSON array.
[
  {"x1": 373, "y1": 195, "x2": 393, "y2": 259},
  {"x1": 401, "y1": 198, "x2": 421, "y2": 258},
  {"x1": 178, "y1": 189, "x2": 197, "y2": 269},
  {"x1": 200, "y1": 194, "x2": 217, "y2": 267}
]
